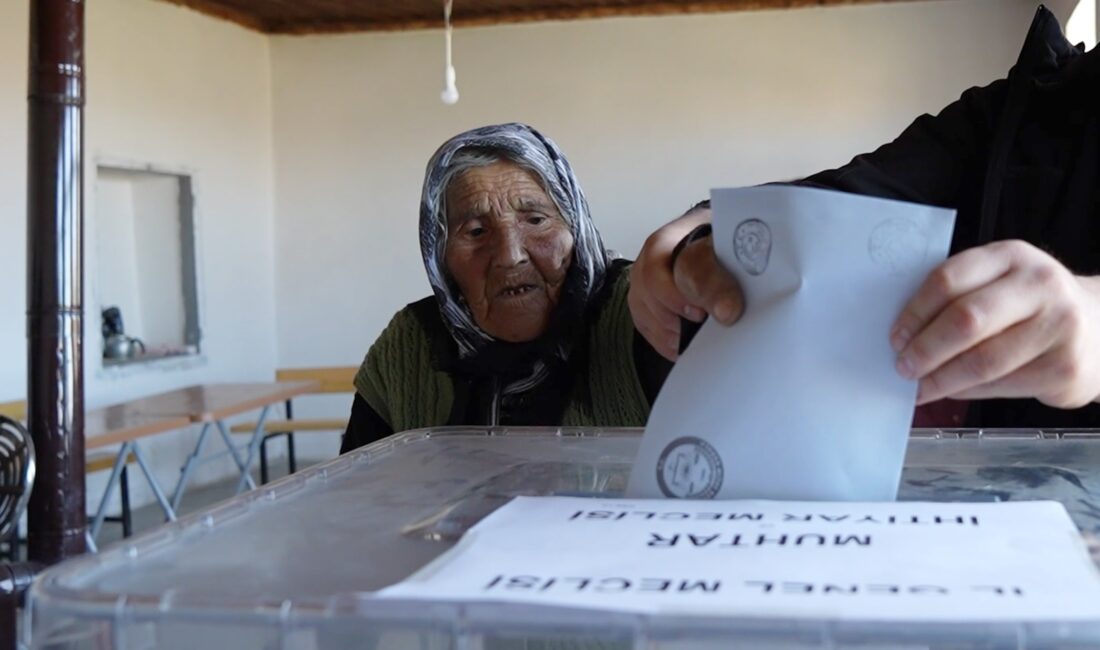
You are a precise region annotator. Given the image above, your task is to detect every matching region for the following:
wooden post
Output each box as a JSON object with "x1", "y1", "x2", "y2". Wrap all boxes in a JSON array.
[{"x1": 26, "y1": 0, "x2": 87, "y2": 564}]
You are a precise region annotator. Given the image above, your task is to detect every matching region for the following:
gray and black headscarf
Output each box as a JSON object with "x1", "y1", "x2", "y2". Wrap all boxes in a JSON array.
[{"x1": 419, "y1": 123, "x2": 609, "y2": 394}]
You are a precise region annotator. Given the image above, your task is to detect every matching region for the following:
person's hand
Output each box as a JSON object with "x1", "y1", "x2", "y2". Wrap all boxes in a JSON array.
[
  {"x1": 628, "y1": 206, "x2": 744, "y2": 360},
  {"x1": 892, "y1": 239, "x2": 1100, "y2": 409}
]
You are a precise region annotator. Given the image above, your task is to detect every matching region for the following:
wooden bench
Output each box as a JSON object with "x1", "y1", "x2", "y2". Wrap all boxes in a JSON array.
[
  {"x1": 0, "y1": 400, "x2": 25, "y2": 423},
  {"x1": 229, "y1": 367, "x2": 356, "y2": 483}
]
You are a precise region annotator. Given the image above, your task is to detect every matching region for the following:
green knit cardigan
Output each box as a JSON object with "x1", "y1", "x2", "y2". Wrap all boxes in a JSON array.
[{"x1": 354, "y1": 269, "x2": 649, "y2": 432}]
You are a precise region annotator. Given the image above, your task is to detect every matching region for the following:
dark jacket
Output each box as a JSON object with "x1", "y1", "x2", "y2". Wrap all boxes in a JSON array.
[{"x1": 801, "y1": 5, "x2": 1099, "y2": 428}]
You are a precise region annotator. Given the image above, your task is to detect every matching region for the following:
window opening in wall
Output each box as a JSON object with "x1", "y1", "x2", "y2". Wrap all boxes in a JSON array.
[{"x1": 95, "y1": 166, "x2": 201, "y2": 367}]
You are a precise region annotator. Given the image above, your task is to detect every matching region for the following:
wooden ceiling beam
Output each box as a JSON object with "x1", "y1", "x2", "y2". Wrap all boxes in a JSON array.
[
  {"x1": 161, "y1": 0, "x2": 908, "y2": 35},
  {"x1": 159, "y1": 0, "x2": 271, "y2": 32}
]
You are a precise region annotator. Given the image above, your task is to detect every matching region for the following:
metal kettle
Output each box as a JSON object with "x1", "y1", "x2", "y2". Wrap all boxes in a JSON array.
[
  {"x1": 102, "y1": 307, "x2": 145, "y2": 360},
  {"x1": 103, "y1": 334, "x2": 145, "y2": 360}
]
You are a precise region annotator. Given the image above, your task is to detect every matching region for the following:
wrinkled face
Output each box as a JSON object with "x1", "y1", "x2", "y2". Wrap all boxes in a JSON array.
[{"x1": 444, "y1": 161, "x2": 574, "y2": 342}]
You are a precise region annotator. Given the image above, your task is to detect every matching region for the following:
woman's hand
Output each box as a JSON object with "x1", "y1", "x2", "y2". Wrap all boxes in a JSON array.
[
  {"x1": 628, "y1": 206, "x2": 744, "y2": 359},
  {"x1": 892, "y1": 239, "x2": 1100, "y2": 408}
]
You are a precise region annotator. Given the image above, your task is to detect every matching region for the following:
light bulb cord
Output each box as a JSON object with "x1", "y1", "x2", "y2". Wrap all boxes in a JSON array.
[
  {"x1": 440, "y1": 0, "x2": 459, "y2": 104},
  {"x1": 444, "y1": 0, "x2": 454, "y2": 69}
]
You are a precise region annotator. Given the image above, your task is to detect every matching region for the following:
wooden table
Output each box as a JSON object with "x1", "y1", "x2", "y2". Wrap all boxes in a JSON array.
[
  {"x1": 124, "y1": 382, "x2": 319, "y2": 508},
  {"x1": 84, "y1": 408, "x2": 193, "y2": 550},
  {"x1": 124, "y1": 382, "x2": 318, "y2": 423},
  {"x1": 85, "y1": 407, "x2": 192, "y2": 449}
]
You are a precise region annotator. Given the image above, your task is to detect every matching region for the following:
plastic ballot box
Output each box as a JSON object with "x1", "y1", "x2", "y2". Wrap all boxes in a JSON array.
[{"x1": 27, "y1": 427, "x2": 1100, "y2": 649}]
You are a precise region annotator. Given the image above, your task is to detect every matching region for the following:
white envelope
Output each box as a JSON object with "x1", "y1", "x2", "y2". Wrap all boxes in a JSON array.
[{"x1": 627, "y1": 185, "x2": 956, "y2": 501}]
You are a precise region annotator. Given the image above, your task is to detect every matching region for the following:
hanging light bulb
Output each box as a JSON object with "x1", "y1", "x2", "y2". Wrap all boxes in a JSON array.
[{"x1": 441, "y1": 0, "x2": 459, "y2": 105}]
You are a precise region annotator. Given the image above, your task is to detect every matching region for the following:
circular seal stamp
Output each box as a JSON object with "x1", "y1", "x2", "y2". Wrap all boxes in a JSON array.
[
  {"x1": 868, "y1": 218, "x2": 928, "y2": 275},
  {"x1": 733, "y1": 219, "x2": 772, "y2": 276},
  {"x1": 656, "y1": 436, "x2": 724, "y2": 499}
]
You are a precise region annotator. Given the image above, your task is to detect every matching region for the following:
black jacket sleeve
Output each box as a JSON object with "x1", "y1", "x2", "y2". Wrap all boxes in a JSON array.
[
  {"x1": 339, "y1": 393, "x2": 394, "y2": 454},
  {"x1": 799, "y1": 80, "x2": 1008, "y2": 250},
  {"x1": 676, "y1": 82, "x2": 1010, "y2": 254}
]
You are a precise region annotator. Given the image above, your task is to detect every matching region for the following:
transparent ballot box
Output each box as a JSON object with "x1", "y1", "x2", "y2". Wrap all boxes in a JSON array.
[{"x1": 28, "y1": 428, "x2": 1100, "y2": 649}]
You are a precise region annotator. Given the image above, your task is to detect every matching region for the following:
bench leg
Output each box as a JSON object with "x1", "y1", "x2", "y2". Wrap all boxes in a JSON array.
[
  {"x1": 102, "y1": 466, "x2": 134, "y2": 537},
  {"x1": 284, "y1": 398, "x2": 297, "y2": 476},
  {"x1": 260, "y1": 431, "x2": 298, "y2": 485},
  {"x1": 260, "y1": 436, "x2": 270, "y2": 485},
  {"x1": 119, "y1": 465, "x2": 133, "y2": 537}
]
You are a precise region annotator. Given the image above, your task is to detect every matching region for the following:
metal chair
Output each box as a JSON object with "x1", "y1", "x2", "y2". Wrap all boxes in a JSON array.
[
  {"x1": 0, "y1": 413, "x2": 36, "y2": 648},
  {"x1": 0, "y1": 415, "x2": 34, "y2": 560}
]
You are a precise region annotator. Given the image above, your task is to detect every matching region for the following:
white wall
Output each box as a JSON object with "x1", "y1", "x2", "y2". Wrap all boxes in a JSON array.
[
  {"x1": 0, "y1": 2, "x2": 29, "y2": 406},
  {"x1": 0, "y1": 0, "x2": 278, "y2": 509},
  {"x1": 270, "y1": 0, "x2": 1047, "y2": 457}
]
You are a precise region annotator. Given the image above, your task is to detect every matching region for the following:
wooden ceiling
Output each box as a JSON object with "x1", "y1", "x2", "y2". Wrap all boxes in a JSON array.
[{"x1": 159, "y1": 0, "x2": 904, "y2": 34}]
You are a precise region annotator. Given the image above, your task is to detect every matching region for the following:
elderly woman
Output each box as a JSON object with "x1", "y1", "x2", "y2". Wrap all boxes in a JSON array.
[{"x1": 341, "y1": 123, "x2": 669, "y2": 451}]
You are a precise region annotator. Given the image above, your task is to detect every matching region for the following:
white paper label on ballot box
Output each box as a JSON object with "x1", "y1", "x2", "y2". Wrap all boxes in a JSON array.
[{"x1": 378, "y1": 496, "x2": 1100, "y2": 622}]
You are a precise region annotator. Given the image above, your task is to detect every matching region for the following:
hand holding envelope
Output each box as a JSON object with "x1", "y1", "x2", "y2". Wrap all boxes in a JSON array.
[
  {"x1": 891, "y1": 240, "x2": 1100, "y2": 409},
  {"x1": 627, "y1": 185, "x2": 956, "y2": 501},
  {"x1": 654, "y1": 198, "x2": 1100, "y2": 414}
]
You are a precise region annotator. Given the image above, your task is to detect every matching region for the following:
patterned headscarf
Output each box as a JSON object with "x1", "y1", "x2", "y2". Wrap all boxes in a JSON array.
[{"x1": 419, "y1": 123, "x2": 609, "y2": 366}]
